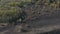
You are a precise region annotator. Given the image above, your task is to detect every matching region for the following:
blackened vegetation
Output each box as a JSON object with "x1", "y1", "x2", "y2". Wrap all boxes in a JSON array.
[
  {"x1": 49, "y1": 0, "x2": 56, "y2": 3},
  {"x1": 8, "y1": 11, "x2": 27, "y2": 25},
  {"x1": 20, "y1": 11, "x2": 27, "y2": 24},
  {"x1": 17, "y1": 11, "x2": 26, "y2": 25}
]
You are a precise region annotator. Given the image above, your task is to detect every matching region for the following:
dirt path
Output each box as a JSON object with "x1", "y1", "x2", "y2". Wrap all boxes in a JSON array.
[{"x1": 0, "y1": 16, "x2": 60, "y2": 34}]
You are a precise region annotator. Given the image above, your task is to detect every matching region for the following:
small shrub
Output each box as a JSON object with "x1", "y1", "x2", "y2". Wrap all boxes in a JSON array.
[{"x1": 0, "y1": 6, "x2": 21, "y2": 23}]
